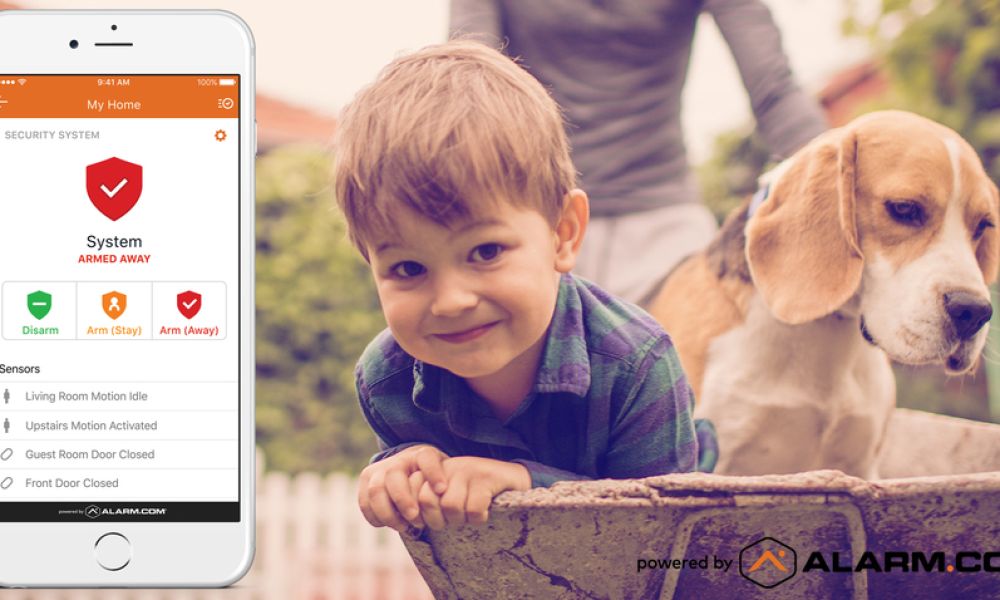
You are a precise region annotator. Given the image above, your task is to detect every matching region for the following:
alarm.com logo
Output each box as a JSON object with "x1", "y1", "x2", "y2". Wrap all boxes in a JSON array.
[{"x1": 740, "y1": 537, "x2": 797, "y2": 588}]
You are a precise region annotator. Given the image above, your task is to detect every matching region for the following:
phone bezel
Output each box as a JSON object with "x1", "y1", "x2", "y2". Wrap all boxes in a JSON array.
[{"x1": 0, "y1": 9, "x2": 255, "y2": 587}]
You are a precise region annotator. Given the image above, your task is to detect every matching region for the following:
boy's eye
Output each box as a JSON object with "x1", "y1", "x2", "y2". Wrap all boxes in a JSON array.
[
  {"x1": 470, "y1": 243, "x2": 503, "y2": 263},
  {"x1": 390, "y1": 261, "x2": 426, "y2": 278}
]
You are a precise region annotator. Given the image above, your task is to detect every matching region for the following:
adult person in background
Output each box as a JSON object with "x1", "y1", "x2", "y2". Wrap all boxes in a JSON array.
[{"x1": 450, "y1": 0, "x2": 828, "y2": 305}]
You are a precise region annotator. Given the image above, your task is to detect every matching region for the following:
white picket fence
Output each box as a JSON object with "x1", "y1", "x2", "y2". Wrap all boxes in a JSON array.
[
  {"x1": 249, "y1": 469, "x2": 433, "y2": 600},
  {"x1": 0, "y1": 458, "x2": 434, "y2": 600}
]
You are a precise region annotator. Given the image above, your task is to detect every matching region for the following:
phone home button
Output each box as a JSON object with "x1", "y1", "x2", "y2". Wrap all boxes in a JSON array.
[{"x1": 94, "y1": 532, "x2": 132, "y2": 571}]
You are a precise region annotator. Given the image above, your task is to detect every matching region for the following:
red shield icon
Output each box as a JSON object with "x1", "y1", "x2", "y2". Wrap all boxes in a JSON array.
[
  {"x1": 177, "y1": 291, "x2": 202, "y2": 320},
  {"x1": 86, "y1": 157, "x2": 143, "y2": 221}
]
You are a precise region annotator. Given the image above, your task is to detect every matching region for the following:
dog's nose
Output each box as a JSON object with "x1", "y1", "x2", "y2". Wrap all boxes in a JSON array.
[{"x1": 944, "y1": 291, "x2": 993, "y2": 340}]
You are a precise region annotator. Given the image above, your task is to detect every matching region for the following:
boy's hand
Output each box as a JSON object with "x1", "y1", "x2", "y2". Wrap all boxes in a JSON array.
[
  {"x1": 409, "y1": 457, "x2": 531, "y2": 530},
  {"x1": 357, "y1": 444, "x2": 449, "y2": 532}
]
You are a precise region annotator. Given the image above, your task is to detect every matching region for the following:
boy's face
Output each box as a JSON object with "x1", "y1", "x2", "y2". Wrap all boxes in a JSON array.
[{"x1": 367, "y1": 200, "x2": 573, "y2": 380}]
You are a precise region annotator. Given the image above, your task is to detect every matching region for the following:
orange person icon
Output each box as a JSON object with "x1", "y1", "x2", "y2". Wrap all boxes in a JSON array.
[{"x1": 102, "y1": 291, "x2": 127, "y2": 320}]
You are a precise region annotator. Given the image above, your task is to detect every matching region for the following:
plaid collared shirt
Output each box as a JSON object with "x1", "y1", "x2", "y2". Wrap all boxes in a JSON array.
[{"x1": 356, "y1": 273, "x2": 717, "y2": 487}]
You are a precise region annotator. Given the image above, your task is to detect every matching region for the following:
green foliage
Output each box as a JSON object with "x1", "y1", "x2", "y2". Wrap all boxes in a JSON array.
[
  {"x1": 255, "y1": 146, "x2": 385, "y2": 474},
  {"x1": 696, "y1": 128, "x2": 772, "y2": 223},
  {"x1": 893, "y1": 364, "x2": 992, "y2": 421},
  {"x1": 848, "y1": 0, "x2": 1000, "y2": 180}
]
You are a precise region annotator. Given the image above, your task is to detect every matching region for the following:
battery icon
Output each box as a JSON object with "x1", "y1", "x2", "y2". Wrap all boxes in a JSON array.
[{"x1": 219, "y1": 78, "x2": 236, "y2": 86}]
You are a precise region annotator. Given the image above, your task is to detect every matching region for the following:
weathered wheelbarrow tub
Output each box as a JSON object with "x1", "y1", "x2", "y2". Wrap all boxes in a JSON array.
[{"x1": 402, "y1": 408, "x2": 1000, "y2": 599}]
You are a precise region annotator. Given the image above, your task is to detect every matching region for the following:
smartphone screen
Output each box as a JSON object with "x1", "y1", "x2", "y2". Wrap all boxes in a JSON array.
[{"x1": 0, "y1": 75, "x2": 240, "y2": 522}]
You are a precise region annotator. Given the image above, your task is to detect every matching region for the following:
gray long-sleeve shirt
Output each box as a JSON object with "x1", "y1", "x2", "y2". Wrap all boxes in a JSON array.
[{"x1": 450, "y1": 0, "x2": 828, "y2": 216}]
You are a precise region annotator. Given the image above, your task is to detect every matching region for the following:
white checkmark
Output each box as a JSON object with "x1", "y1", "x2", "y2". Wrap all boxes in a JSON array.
[
  {"x1": 182, "y1": 299, "x2": 198, "y2": 310},
  {"x1": 100, "y1": 178, "x2": 128, "y2": 198}
]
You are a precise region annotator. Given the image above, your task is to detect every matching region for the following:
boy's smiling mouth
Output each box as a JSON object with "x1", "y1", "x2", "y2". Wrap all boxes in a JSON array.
[{"x1": 433, "y1": 321, "x2": 500, "y2": 344}]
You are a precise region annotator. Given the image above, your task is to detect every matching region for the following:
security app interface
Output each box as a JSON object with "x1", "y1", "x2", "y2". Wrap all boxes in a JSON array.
[{"x1": 0, "y1": 75, "x2": 240, "y2": 521}]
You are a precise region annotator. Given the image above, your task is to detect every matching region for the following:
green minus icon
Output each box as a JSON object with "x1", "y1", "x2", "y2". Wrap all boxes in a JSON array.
[{"x1": 26, "y1": 290, "x2": 51, "y2": 320}]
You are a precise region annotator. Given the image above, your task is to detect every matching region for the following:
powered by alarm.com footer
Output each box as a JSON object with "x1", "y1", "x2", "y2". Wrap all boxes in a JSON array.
[{"x1": 635, "y1": 537, "x2": 1000, "y2": 589}]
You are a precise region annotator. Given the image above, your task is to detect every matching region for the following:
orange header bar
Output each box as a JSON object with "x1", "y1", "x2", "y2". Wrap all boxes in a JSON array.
[{"x1": 0, "y1": 75, "x2": 239, "y2": 118}]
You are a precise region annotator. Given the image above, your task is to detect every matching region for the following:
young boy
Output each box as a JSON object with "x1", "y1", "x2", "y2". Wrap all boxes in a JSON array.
[{"x1": 333, "y1": 41, "x2": 716, "y2": 533}]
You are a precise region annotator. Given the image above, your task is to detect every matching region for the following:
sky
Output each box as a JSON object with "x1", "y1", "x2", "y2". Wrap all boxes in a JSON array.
[{"x1": 20, "y1": 0, "x2": 874, "y2": 162}]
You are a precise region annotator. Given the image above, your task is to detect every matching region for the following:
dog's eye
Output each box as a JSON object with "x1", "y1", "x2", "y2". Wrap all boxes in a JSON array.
[
  {"x1": 885, "y1": 200, "x2": 926, "y2": 226},
  {"x1": 974, "y1": 218, "x2": 995, "y2": 241}
]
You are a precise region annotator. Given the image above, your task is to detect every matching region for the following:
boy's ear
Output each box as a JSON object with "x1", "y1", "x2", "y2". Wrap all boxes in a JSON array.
[{"x1": 554, "y1": 189, "x2": 589, "y2": 273}]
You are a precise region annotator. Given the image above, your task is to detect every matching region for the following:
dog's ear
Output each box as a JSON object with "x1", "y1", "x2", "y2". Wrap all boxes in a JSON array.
[
  {"x1": 746, "y1": 129, "x2": 864, "y2": 325},
  {"x1": 977, "y1": 178, "x2": 1000, "y2": 284}
]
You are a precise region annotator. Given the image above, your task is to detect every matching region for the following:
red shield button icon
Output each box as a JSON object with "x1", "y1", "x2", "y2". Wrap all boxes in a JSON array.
[
  {"x1": 86, "y1": 157, "x2": 143, "y2": 221},
  {"x1": 177, "y1": 291, "x2": 202, "y2": 320}
]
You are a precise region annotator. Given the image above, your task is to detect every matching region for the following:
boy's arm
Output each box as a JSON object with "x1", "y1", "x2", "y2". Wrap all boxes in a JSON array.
[
  {"x1": 360, "y1": 396, "x2": 425, "y2": 463},
  {"x1": 355, "y1": 366, "x2": 437, "y2": 465},
  {"x1": 509, "y1": 459, "x2": 593, "y2": 488},
  {"x1": 514, "y1": 334, "x2": 714, "y2": 486},
  {"x1": 371, "y1": 438, "x2": 430, "y2": 463},
  {"x1": 604, "y1": 337, "x2": 701, "y2": 477},
  {"x1": 355, "y1": 368, "x2": 450, "y2": 530}
]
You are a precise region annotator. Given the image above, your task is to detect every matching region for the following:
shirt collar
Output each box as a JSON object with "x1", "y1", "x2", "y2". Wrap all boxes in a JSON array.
[
  {"x1": 411, "y1": 359, "x2": 528, "y2": 447},
  {"x1": 411, "y1": 360, "x2": 443, "y2": 413},
  {"x1": 532, "y1": 273, "x2": 592, "y2": 397},
  {"x1": 410, "y1": 273, "x2": 592, "y2": 413}
]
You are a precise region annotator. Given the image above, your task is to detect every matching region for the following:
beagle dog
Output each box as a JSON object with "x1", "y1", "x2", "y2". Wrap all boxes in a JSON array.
[{"x1": 647, "y1": 111, "x2": 1000, "y2": 479}]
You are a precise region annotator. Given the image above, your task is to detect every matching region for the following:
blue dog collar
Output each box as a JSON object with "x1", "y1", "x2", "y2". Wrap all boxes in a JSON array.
[{"x1": 747, "y1": 182, "x2": 770, "y2": 218}]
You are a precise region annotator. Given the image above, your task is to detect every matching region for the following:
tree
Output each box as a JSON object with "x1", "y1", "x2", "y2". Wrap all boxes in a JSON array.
[
  {"x1": 255, "y1": 147, "x2": 385, "y2": 473},
  {"x1": 844, "y1": 0, "x2": 1000, "y2": 180},
  {"x1": 696, "y1": 128, "x2": 772, "y2": 223}
]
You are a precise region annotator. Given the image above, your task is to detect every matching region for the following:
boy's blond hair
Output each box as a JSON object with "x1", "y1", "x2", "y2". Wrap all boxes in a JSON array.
[{"x1": 333, "y1": 40, "x2": 577, "y2": 259}]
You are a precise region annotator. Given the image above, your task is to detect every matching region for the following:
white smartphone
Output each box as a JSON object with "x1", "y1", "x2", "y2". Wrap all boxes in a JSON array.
[{"x1": 0, "y1": 10, "x2": 255, "y2": 586}]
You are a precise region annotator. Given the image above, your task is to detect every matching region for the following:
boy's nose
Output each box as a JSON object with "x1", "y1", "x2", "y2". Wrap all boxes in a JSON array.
[{"x1": 430, "y1": 275, "x2": 478, "y2": 317}]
